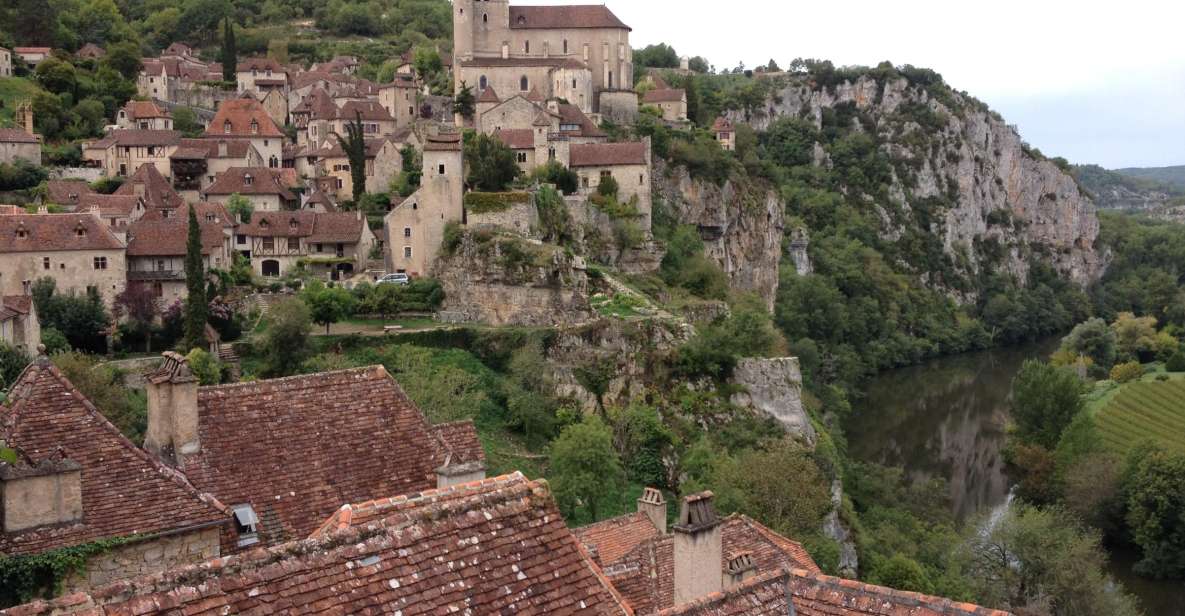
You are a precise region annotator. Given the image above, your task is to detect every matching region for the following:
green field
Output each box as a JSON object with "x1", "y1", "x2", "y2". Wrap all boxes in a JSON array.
[
  {"x1": 1094, "y1": 379, "x2": 1185, "y2": 453},
  {"x1": 0, "y1": 77, "x2": 44, "y2": 128}
]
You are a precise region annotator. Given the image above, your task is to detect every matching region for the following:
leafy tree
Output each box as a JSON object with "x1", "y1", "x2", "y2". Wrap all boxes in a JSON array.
[
  {"x1": 225, "y1": 193, "x2": 254, "y2": 224},
  {"x1": 761, "y1": 117, "x2": 818, "y2": 167},
  {"x1": 1165, "y1": 350, "x2": 1185, "y2": 372},
  {"x1": 52, "y1": 351, "x2": 145, "y2": 441},
  {"x1": 1010, "y1": 360, "x2": 1083, "y2": 449},
  {"x1": 597, "y1": 174, "x2": 619, "y2": 199},
  {"x1": 529, "y1": 161, "x2": 578, "y2": 195},
  {"x1": 574, "y1": 357, "x2": 614, "y2": 417},
  {"x1": 34, "y1": 57, "x2": 78, "y2": 95},
  {"x1": 257, "y1": 298, "x2": 311, "y2": 377},
  {"x1": 961, "y1": 504, "x2": 1141, "y2": 616},
  {"x1": 375, "y1": 344, "x2": 488, "y2": 424},
  {"x1": 0, "y1": 343, "x2": 31, "y2": 391},
  {"x1": 634, "y1": 43, "x2": 679, "y2": 69},
  {"x1": 185, "y1": 348, "x2": 222, "y2": 385},
  {"x1": 1123, "y1": 446, "x2": 1185, "y2": 578},
  {"x1": 678, "y1": 298, "x2": 784, "y2": 379},
  {"x1": 550, "y1": 415, "x2": 625, "y2": 523},
  {"x1": 709, "y1": 441, "x2": 831, "y2": 539},
  {"x1": 172, "y1": 107, "x2": 203, "y2": 138},
  {"x1": 335, "y1": 111, "x2": 368, "y2": 203},
  {"x1": 182, "y1": 205, "x2": 208, "y2": 352},
  {"x1": 103, "y1": 41, "x2": 143, "y2": 80},
  {"x1": 301, "y1": 281, "x2": 357, "y2": 334},
  {"x1": 0, "y1": 159, "x2": 49, "y2": 191},
  {"x1": 220, "y1": 16, "x2": 236, "y2": 83},
  {"x1": 114, "y1": 283, "x2": 159, "y2": 352},
  {"x1": 869, "y1": 554, "x2": 934, "y2": 595},
  {"x1": 1110, "y1": 312, "x2": 1159, "y2": 362},
  {"x1": 1059, "y1": 318, "x2": 1117, "y2": 370},
  {"x1": 618, "y1": 404, "x2": 674, "y2": 488},
  {"x1": 1109, "y1": 361, "x2": 1142, "y2": 383},
  {"x1": 391, "y1": 144, "x2": 422, "y2": 197},
  {"x1": 464, "y1": 133, "x2": 520, "y2": 191},
  {"x1": 453, "y1": 81, "x2": 475, "y2": 121},
  {"x1": 532, "y1": 184, "x2": 572, "y2": 244},
  {"x1": 412, "y1": 46, "x2": 443, "y2": 76},
  {"x1": 31, "y1": 278, "x2": 110, "y2": 353}
]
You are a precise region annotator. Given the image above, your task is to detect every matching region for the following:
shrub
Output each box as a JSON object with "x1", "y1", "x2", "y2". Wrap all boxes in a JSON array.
[
  {"x1": 530, "y1": 161, "x2": 579, "y2": 195},
  {"x1": 463, "y1": 191, "x2": 529, "y2": 214},
  {"x1": 185, "y1": 348, "x2": 222, "y2": 385},
  {"x1": 1109, "y1": 361, "x2": 1143, "y2": 384},
  {"x1": 597, "y1": 175, "x2": 619, "y2": 199},
  {"x1": 1165, "y1": 351, "x2": 1185, "y2": 373}
]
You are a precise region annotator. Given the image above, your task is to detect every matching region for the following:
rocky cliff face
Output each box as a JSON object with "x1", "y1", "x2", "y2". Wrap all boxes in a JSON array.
[
  {"x1": 729, "y1": 358, "x2": 816, "y2": 444},
  {"x1": 731, "y1": 75, "x2": 1106, "y2": 295},
  {"x1": 652, "y1": 158, "x2": 785, "y2": 309}
]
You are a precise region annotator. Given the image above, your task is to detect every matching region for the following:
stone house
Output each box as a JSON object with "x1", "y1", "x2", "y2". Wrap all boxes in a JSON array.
[
  {"x1": 136, "y1": 56, "x2": 228, "y2": 107},
  {"x1": 479, "y1": 95, "x2": 605, "y2": 171},
  {"x1": 304, "y1": 137, "x2": 404, "y2": 201},
  {"x1": 452, "y1": 1, "x2": 634, "y2": 114},
  {"x1": 116, "y1": 100, "x2": 173, "y2": 130},
  {"x1": 125, "y1": 207, "x2": 233, "y2": 303},
  {"x1": 384, "y1": 132, "x2": 464, "y2": 277},
  {"x1": 377, "y1": 79, "x2": 419, "y2": 131},
  {"x1": 713, "y1": 117, "x2": 736, "y2": 151},
  {"x1": 169, "y1": 138, "x2": 264, "y2": 202},
  {"x1": 0, "y1": 128, "x2": 41, "y2": 166},
  {"x1": 641, "y1": 88, "x2": 688, "y2": 123},
  {"x1": 0, "y1": 46, "x2": 12, "y2": 77},
  {"x1": 0, "y1": 295, "x2": 40, "y2": 352},
  {"x1": 331, "y1": 100, "x2": 397, "y2": 138},
  {"x1": 234, "y1": 210, "x2": 374, "y2": 279},
  {"x1": 235, "y1": 58, "x2": 289, "y2": 100},
  {"x1": 201, "y1": 167, "x2": 296, "y2": 213},
  {"x1": 0, "y1": 357, "x2": 229, "y2": 593},
  {"x1": 290, "y1": 86, "x2": 338, "y2": 147},
  {"x1": 0, "y1": 213, "x2": 127, "y2": 306},
  {"x1": 77, "y1": 193, "x2": 146, "y2": 229},
  {"x1": 112, "y1": 163, "x2": 187, "y2": 218},
  {"x1": 43, "y1": 180, "x2": 94, "y2": 210},
  {"x1": 570, "y1": 140, "x2": 652, "y2": 229},
  {"x1": 202, "y1": 98, "x2": 284, "y2": 169},
  {"x1": 82, "y1": 129, "x2": 181, "y2": 179},
  {"x1": 13, "y1": 47, "x2": 51, "y2": 66}
]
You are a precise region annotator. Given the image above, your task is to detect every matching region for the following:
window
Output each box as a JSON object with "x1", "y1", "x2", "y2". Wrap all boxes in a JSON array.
[
  {"x1": 517, "y1": 152, "x2": 527, "y2": 163},
  {"x1": 155, "y1": 259, "x2": 166, "y2": 271},
  {"x1": 479, "y1": 75, "x2": 487, "y2": 90},
  {"x1": 438, "y1": 164, "x2": 446, "y2": 175},
  {"x1": 524, "y1": 40, "x2": 530, "y2": 54},
  {"x1": 403, "y1": 227, "x2": 411, "y2": 238},
  {"x1": 250, "y1": 119, "x2": 259, "y2": 135},
  {"x1": 237, "y1": 234, "x2": 246, "y2": 244},
  {"x1": 262, "y1": 237, "x2": 275, "y2": 251},
  {"x1": 42, "y1": 257, "x2": 50, "y2": 270},
  {"x1": 244, "y1": 174, "x2": 254, "y2": 186},
  {"x1": 608, "y1": 71, "x2": 614, "y2": 89},
  {"x1": 520, "y1": 76, "x2": 529, "y2": 91},
  {"x1": 93, "y1": 256, "x2": 107, "y2": 270},
  {"x1": 640, "y1": 173, "x2": 645, "y2": 184},
  {"x1": 563, "y1": 40, "x2": 568, "y2": 54},
  {"x1": 583, "y1": 43, "x2": 590, "y2": 61},
  {"x1": 232, "y1": 505, "x2": 260, "y2": 548},
  {"x1": 315, "y1": 243, "x2": 323, "y2": 252},
  {"x1": 403, "y1": 246, "x2": 412, "y2": 258},
  {"x1": 152, "y1": 282, "x2": 163, "y2": 297},
  {"x1": 482, "y1": 13, "x2": 487, "y2": 23},
  {"x1": 548, "y1": 147, "x2": 556, "y2": 160},
  {"x1": 223, "y1": 120, "x2": 232, "y2": 134},
  {"x1": 288, "y1": 238, "x2": 299, "y2": 251}
]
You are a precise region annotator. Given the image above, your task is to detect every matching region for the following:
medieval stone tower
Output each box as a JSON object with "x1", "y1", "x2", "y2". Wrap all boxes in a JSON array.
[{"x1": 452, "y1": 0, "x2": 511, "y2": 65}]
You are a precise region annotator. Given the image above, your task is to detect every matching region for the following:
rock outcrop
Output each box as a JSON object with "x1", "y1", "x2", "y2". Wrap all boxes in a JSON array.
[
  {"x1": 730, "y1": 74, "x2": 1106, "y2": 295},
  {"x1": 652, "y1": 158, "x2": 785, "y2": 309},
  {"x1": 729, "y1": 357, "x2": 816, "y2": 445}
]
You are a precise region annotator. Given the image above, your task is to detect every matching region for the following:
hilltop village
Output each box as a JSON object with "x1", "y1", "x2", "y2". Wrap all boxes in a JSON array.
[{"x1": 0, "y1": 0, "x2": 1153, "y2": 614}]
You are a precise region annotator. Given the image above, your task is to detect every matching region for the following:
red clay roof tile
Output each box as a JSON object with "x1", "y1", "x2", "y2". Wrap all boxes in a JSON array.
[
  {"x1": 570, "y1": 141, "x2": 648, "y2": 167},
  {"x1": 0, "y1": 213, "x2": 124, "y2": 253}
]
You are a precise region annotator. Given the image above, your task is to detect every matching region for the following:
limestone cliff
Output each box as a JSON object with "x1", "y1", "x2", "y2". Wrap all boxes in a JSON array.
[
  {"x1": 652, "y1": 158, "x2": 785, "y2": 308},
  {"x1": 729, "y1": 74, "x2": 1106, "y2": 296}
]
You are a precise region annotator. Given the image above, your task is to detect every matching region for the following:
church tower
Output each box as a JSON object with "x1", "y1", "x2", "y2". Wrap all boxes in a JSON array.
[{"x1": 453, "y1": 0, "x2": 475, "y2": 65}]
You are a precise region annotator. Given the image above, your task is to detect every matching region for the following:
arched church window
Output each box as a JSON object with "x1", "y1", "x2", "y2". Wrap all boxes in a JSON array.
[{"x1": 520, "y1": 76, "x2": 529, "y2": 91}]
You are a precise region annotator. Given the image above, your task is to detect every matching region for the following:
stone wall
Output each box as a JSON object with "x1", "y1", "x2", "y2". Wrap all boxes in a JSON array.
[
  {"x1": 467, "y1": 200, "x2": 539, "y2": 239},
  {"x1": 599, "y1": 91, "x2": 639, "y2": 125},
  {"x1": 65, "y1": 527, "x2": 221, "y2": 591},
  {"x1": 729, "y1": 357, "x2": 816, "y2": 445}
]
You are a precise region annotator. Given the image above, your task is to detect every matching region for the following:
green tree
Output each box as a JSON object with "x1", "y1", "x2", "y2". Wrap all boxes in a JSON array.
[
  {"x1": 52, "y1": 351, "x2": 145, "y2": 441},
  {"x1": 335, "y1": 111, "x2": 368, "y2": 204},
  {"x1": 1059, "y1": 318, "x2": 1117, "y2": 370},
  {"x1": 464, "y1": 133, "x2": 520, "y2": 192},
  {"x1": 550, "y1": 415, "x2": 625, "y2": 523},
  {"x1": 574, "y1": 357, "x2": 614, "y2": 417},
  {"x1": 0, "y1": 343, "x2": 31, "y2": 391},
  {"x1": 634, "y1": 43, "x2": 679, "y2": 69},
  {"x1": 961, "y1": 504, "x2": 1141, "y2": 616},
  {"x1": 302, "y1": 281, "x2": 357, "y2": 334},
  {"x1": 182, "y1": 205, "x2": 208, "y2": 352},
  {"x1": 172, "y1": 107, "x2": 203, "y2": 138},
  {"x1": 258, "y1": 298, "x2": 311, "y2": 377},
  {"x1": 1124, "y1": 446, "x2": 1185, "y2": 578},
  {"x1": 1110, "y1": 312, "x2": 1159, "y2": 362},
  {"x1": 185, "y1": 348, "x2": 222, "y2": 385},
  {"x1": 103, "y1": 40, "x2": 143, "y2": 80},
  {"x1": 30, "y1": 278, "x2": 110, "y2": 353},
  {"x1": 225, "y1": 193, "x2": 254, "y2": 224},
  {"x1": 709, "y1": 442, "x2": 831, "y2": 539},
  {"x1": 618, "y1": 404, "x2": 674, "y2": 488},
  {"x1": 1010, "y1": 360, "x2": 1083, "y2": 449},
  {"x1": 220, "y1": 16, "x2": 236, "y2": 84},
  {"x1": 453, "y1": 81, "x2": 476, "y2": 121},
  {"x1": 412, "y1": 46, "x2": 443, "y2": 77},
  {"x1": 35, "y1": 57, "x2": 78, "y2": 95},
  {"x1": 530, "y1": 160, "x2": 578, "y2": 195}
]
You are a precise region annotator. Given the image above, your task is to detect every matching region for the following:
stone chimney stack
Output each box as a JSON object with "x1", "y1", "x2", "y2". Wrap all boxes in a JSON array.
[
  {"x1": 724, "y1": 552, "x2": 757, "y2": 588},
  {"x1": 218, "y1": 140, "x2": 228, "y2": 157},
  {"x1": 637, "y1": 487, "x2": 667, "y2": 534},
  {"x1": 672, "y1": 491, "x2": 723, "y2": 605},
  {"x1": 133, "y1": 181, "x2": 146, "y2": 198},
  {"x1": 144, "y1": 352, "x2": 201, "y2": 467}
]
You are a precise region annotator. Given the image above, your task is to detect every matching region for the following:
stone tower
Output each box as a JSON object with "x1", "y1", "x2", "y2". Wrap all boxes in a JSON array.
[
  {"x1": 452, "y1": 0, "x2": 475, "y2": 65},
  {"x1": 453, "y1": 0, "x2": 510, "y2": 64},
  {"x1": 15, "y1": 101, "x2": 34, "y2": 135}
]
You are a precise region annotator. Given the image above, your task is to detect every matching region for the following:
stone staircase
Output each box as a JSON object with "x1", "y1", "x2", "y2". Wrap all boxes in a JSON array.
[{"x1": 218, "y1": 344, "x2": 242, "y2": 381}]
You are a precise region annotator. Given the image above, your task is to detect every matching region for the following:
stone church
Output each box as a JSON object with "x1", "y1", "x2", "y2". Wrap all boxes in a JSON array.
[{"x1": 452, "y1": 0, "x2": 638, "y2": 123}]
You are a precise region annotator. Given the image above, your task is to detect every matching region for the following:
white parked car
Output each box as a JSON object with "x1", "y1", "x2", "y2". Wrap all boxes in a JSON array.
[{"x1": 377, "y1": 273, "x2": 411, "y2": 286}]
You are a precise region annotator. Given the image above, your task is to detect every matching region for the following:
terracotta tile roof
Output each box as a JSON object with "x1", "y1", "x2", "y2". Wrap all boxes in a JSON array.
[
  {"x1": 336, "y1": 99, "x2": 394, "y2": 122},
  {"x1": 78, "y1": 193, "x2": 142, "y2": 218},
  {"x1": 0, "y1": 128, "x2": 38, "y2": 144},
  {"x1": 558, "y1": 102, "x2": 607, "y2": 137},
  {"x1": 304, "y1": 188, "x2": 338, "y2": 212},
  {"x1": 643, "y1": 89, "x2": 687, "y2": 104},
  {"x1": 13, "y1": 47, "x2": 51, "y2": 54},
  {"x1": 293, "y1": 87, "x2": 337, "y2": 119},
  {"x1": 787, "y1": 568, "x2": 1013, "y2": 616},
  {"x1": 0, "y1": 359, "x2": 228, "y2": 556},
  {"x1": 570, "y1": 141, "x2": 648, "y2": 167},
  {"x1": 169, "y1": 138, "x2": 256, "y2": 160},
  {"x1": 423, "y1": 132, "x2": 462, "y2": 151},
  {"x1": 121, "y1": 100, "x2": 170, "y2": 120},
  {"x1": 44, "y1": 180, "x2": 94, "y2": 207},
  {"x1": 95, "y1": 129, "x2": 182, "y2": 147},
  {"x1": 175, "y1": 366, "x2": 447, "y2": 546},
  {"x1": 509, "y1": 5, "x2": 630, "y2": 30},
  {"x1": 126, "y1": 218, "x2": 225, "y2": 257},
  {"x1": 307, "y1": 212, "x2": 365, "y2": 243},
  {"x1": 291, "y1": 71, "x2": 356, "y2": 91},
  {"x1": 577, "y1": 511, "x2": 662, "y2": 565},
  {"x1": 430, "y1": 420, "x2": 484, "y2": 465},
  {"x1": 140, "y1": 201, "x2": 234, "y2": 227},
  {"x1": 1, "y1": 295, "x2": 32, "y2": 315},
  {"x1": 204, "y1": 98, "x2": 284, "y2": 138},
  {"x1": 114, "y1": 163, "x2": 185, "y2": 211},
  {"x1": 526, "y1": 85, "x2": 545, "y2": 103},
  {"x1": 0, "y1": 213, "x2": 123, "y2": 253},
  {"x1": 163, "y1": 43, "x2": 193, "y2": 57},
  {"x1": 476, "y1": 85, "x2": 500, "y2": 103},
  {"x1": 459, "y1": 56, "x2": 589, "y2": 69},
  {"x1": 202, "y1": 167, "x2": 295, "y2": 199},
  {"x1": 494, "y1": 128, "x2": 535, "y2": 150},
  {"x1": 237, "y1": 210, "x2": 315, "y2": 237},
  {"x1": 657, "y1": 570, "x2": 792, "y2": 616},
  {"x1": 10, "y1": 473, "x2": 633, "y2": 616},
  {"x1": 712, "y1": 118, "x2": 734, "y2": 132},
  {"x1": 236, "y1": 57, "x2": 286, "y2": 75}
]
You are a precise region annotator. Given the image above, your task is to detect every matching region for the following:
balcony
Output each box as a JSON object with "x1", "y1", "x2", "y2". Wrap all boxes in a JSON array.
[{"x1": 128, "y1": 270, "x2": 183, "y2": 282}]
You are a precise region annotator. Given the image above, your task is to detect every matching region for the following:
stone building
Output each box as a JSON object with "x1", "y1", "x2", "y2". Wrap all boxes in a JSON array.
[
  {"x1": 0, "y1": 213, "x2": 126, "y2": 306},
  {"x1": 125, "y1": 206, "x2": 234, "y2": 303},
  {"x1": 13, "y1": 47, "x2": 50, "y2": 66},
  {"x1": 712, "y1": 117, "x2": 736, "y2": 151},
  {"x1": 77, "y1": 193, "x2": 146, "y2": 229},
  {"x1": 0, "y1": 295, "x2": 40, "y2": 352},
  {"x1": 82, "y1": 129, "x2": 181, "y2": 178},
  {"x1": 44, "y1": 180, "x2": 94, "y2": 210},
  {"x1": 113, "y1": 163, "x2": 187, "y2": 217},
  {"x1": 169, "y1": 138, "x2": 264, "y2": 202},
  {"x1": 384, "y1": 132, "x2": 464, "y2": 277},
  {"x1": 234, "y1": 210, "x2": 375, "y2": 279},
  {"x1": 235, "y1": 57, "x2": 289, "y2": 100},
  {"x1": 377, "y1": 79, "x2": 420, "y2": 131},
  {"x1": 202, "y1": 98, "x2": 284, "y2": 169},
  {"x1": 452, "y1": 0, "x2": 636, "y2": 116},
  {"x1": 0, "y1": 357, "x2": 229, "y2": 593},
  {"x1": 570, "y1": 140, "x2": 652, "y2": 229},
  {"x1": 0, "y1": 128, "x2": 41, "y2": 166},
  {"x1": 0, "y1": 46, "x2": 11, "y2": 77},
  {"x1": 641, "y1": 88, "x2": 688, "y2": 123},
  {"x1": 201, "y1": 166, "x2": 296, "y2": 212},
  {"x1": 115, "y1": 100, "x2": 173, "y2": 130},
  {"x1": 304, "y1": 137, "x2": 405, "y2": 201}
]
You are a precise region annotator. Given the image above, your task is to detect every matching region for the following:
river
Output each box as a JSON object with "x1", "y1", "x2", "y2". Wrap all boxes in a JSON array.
[{"x1": 846, "y1": 340, "x2": 1184, "y2": 615}]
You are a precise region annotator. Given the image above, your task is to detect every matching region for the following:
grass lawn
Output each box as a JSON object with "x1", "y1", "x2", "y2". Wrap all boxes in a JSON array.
[
  {"x1": 1091, "y1": 367, "x2": 1185, "y2": 453},
  {"x1": 0, "y1": 77, "x2": 45, "y2": 128}
]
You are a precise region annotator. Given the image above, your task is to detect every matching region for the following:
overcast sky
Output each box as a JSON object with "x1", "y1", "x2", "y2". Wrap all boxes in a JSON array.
[{"x1": 517, "y1": 0, "x2": 1185, "y2": 169}]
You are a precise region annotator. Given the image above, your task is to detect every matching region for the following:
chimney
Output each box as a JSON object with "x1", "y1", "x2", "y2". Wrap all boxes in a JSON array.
[
  {"x1": 435, "y1": 458, "x2": 486, "y2": 489},
  {"x1": 0, "y1": 455, "x2": 83, "y2": 533},
  {"x1": 144, "y1": 352, "x2": 201, "y2": 466},
  {"x1": 546, "y1": 99, "x2": 559, "y2": 114},
  {"x1": 218, "y1": 140, "x2": 228, "y2": 157},
  {"x1": 637, "y1": 487, "x2": 667, "y2": 534},
  {"x1": 501, "y1": 42, "x2": 509, "y2": 59},
  {"x1": 724, "y1": 552, "x2": 757, "y2": 588},
  {"x1": 672, "y1": 491, "x2": 723, "y2": 606}
]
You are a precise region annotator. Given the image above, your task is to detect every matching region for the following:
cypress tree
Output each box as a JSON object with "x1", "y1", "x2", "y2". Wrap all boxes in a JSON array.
[
  {"x1": 183, "y1": 205, "x2": 208, "y2": 352},
  {"x1": 221, "y1": 17, "x2": 237, "y2": 84},
  {"x1": 335, "y1": 111, "x2": 367, "y2": 205}
]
